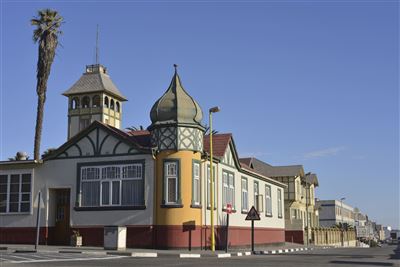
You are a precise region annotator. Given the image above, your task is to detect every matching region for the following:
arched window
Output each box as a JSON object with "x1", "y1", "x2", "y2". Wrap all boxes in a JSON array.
[
  {"x1": 92, "y1": 95, "x2": 100, "y2": 108},
  {"x1": 116, "y1": 101, "x2": 120, "y2": 112},
  {"x1": 104, "y1": 96, "x2": 109, "y2": 108},
  {"x1": 110, "y1": 99, "x2": 115, "y2": 110},
  {"x1": 71, "y1": 97, "x2": 79, "y2": 109},
  {"x1": 82, "y1": 96, "x2": 90, "y2": 108}
]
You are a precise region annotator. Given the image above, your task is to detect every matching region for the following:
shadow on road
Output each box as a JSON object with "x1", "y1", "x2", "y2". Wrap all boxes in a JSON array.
[
  {"x1": 330, "y1": 260, "x2": 393, "y2": 266},
  {"x1": 389, "y1": 244, "x2": 399, "y2": 260}
]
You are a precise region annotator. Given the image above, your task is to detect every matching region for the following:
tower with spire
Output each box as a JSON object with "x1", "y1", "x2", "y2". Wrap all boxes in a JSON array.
[
  {"x1": 63, "y1": 64, "x2": 127, "y2": 139},
  {"x1": 148, "y1": 65, "x2": 205, "y2": 245}
]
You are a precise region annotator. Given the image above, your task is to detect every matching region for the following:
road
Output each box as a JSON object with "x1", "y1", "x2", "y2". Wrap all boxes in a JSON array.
[{"x1": 1, "y1": 244, "x2": 398, "y2": 267}]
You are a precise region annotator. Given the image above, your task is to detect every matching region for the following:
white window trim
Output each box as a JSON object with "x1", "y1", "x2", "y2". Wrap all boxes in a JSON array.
[
  {"x1": 164, "y1": 161, "x2": 179, "y2": 204},
  {"x1": 80, "y1": 163, "x2": 143, "y2": 207},
  {"x1": 265, "y1": 185, "x2": 272, "y2": 216},
  {"x1": 192, "y1": 162, "x2": 201, "y2": 206},
  {"x1": 207, "y1": 165, "x2": 216, "y2": 208},
  {"x1": 277, "y1": 188, "x2": 283, "y2": 218},
  {"x1": 0, "y1": 172, "x2": 32, "y2": 215},
  {"x1": 241, "y1": 177, "x2": 248, "y2": 212},
  {"x1": 222, "y1": 170, "x2": 235, "y2": 209}
]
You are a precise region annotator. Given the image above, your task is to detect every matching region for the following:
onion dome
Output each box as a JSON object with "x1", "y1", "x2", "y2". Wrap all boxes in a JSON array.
[{"x1": 150, "y1": 65, "x2": 203, "y2": 127}]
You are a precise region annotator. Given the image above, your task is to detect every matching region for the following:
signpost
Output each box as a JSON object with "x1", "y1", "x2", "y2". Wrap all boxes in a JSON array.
[
  {"x1": 245, "y1": 206, "x2": 260, "y2": 253},
  {"x1": 225, "y1": 203, "x2": 232, "y2": 252},
  {"x1": 34, "y1": 191, "x2": 42, "y2": 251}
]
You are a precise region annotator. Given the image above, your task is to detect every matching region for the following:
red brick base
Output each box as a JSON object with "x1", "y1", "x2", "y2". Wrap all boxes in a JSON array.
[{"x1": 0, "y1": 225, "x2": 285, "y2": 249}]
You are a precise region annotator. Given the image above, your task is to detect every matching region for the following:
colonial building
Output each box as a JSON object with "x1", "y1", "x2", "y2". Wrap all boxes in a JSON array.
[
  {"x1": 0, "y1": 63, "x2": 286, "y2": 249},
  {"x1": 239, "y1": 157, "x2": 319, "y2": 244},
  {"x1": 317, "y1": 199, "x2": 355, "y2": 228}
]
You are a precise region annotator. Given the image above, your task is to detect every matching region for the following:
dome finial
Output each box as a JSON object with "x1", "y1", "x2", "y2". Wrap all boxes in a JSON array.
[{"x1": 173, "y1": 64, "x2": 178, "y2": 73}]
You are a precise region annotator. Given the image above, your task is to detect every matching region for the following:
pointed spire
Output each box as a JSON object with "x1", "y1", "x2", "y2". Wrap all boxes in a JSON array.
[
  {"x1": 95, "y1": 24, "x2": 100, "y2": 64},
  {"x1": 173, "y1": 64, "x2": 178, "y2": 74}
]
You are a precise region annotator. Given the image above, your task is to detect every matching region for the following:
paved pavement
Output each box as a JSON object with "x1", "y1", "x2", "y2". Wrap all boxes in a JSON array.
[
  {"x1": 0, "y1": 243, "x2": 397, "y2": 266},
  {"x1": 0, "y1": 251, "x2": 126, "y2": 264}
]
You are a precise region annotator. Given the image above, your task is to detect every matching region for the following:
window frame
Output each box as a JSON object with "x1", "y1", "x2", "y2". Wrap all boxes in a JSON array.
[
  {"x1": 75, "y1": 160, "x2": 145, "y2": 211},
  {"x1": 241, "y1": 177, "x2": 248, "y2": 213},
  {"x1": 254, "y1": 181, "x2": 259, "y2": 211},
  {"x1": 206, "y1": 164, "x2": 216, "y2": 209},
  {"x1": 265, "y1": 184, "x2": 272, "y2": 217},
  {"x1": 0, "y1": 172, "x2": 32, "y2": 214},
  {"x1": 191, "y1": 160, "x2": 201, "y2": 208},
  {"x1": 277, "y1": 188, "x2": 283, "y2": 218},
  {"x1": 162, "y1": 159, "x2": 182, "y2": 207},
  {"x1": 222, "y1": 169, "x2": 235, "y2": 209}
]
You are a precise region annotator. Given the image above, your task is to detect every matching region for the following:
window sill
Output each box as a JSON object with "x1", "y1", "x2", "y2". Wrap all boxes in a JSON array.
[
  {"x1": 74, "y1": 205, "x2": 146, "y2": 211},
  {"x1": 0, "y1": 212, "x2": 32, "y2": 216},
  {"x1": 265, "y1": 214, "x2": 273, "y2": 217},
  {"x1": 190, "y1": 204, "x2": 202, "y2": 209},
  {"x1": 161, "y1": 204, "x2": 183, "y2": 208},
  {"x1": 241, "y1": 210, "x2": 248, "y2": 214},
  {"x1": 278, "y1": 215, "x2": 283, "y2": 219},
  {"x1": 206, "y1": 206, "x2": 217, "y2": 211}
]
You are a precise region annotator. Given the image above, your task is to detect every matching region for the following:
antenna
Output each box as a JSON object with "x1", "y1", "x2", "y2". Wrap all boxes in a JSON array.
[{"x1": 95, "y1": 24, "x2": 99, "y2": 64}]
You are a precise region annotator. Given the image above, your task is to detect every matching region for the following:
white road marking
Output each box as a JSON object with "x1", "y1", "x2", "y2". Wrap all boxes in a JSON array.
[
  {"x1": 10, "y1": 255, "x2": 126, "y2": 264},
  {"x1": 180, "y1": 253, "x2": 200, "y2": 258}
]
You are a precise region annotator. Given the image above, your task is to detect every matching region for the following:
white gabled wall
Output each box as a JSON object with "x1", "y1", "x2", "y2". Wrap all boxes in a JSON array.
[{"x1": 201, "y1": 160, "x2": 285, "y2": 229}]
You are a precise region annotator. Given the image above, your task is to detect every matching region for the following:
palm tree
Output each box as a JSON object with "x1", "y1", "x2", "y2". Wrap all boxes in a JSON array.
[{"x1": 31, "y1": 9, "x2": 63, "y2": 160}]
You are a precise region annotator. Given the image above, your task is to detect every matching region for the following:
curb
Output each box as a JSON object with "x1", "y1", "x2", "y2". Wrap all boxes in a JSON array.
[{"x1": 28, "y1": 245, "x2": 324, "y2": 259}]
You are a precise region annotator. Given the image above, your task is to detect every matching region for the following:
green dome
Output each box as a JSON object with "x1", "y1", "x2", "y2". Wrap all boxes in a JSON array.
[{"x1": 150, "y1": 67, "x2": 203, "y2": 127}]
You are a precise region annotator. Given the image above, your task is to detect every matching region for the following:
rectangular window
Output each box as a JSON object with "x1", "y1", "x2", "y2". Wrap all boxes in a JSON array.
[
  {"x1": 192, "y1": 162, "x2": 201, "y2": 206},
  {"x1": 277, "y1": 188, "x2": 282, "y2": 218},
  {"x1": 254, "y1": 181, "x2": 259, "y2": 210},
  {"x1": 80, "y1": 163, "x2": 144, "y2": 207},
  {"x1": 0, "y1": 173, "x2": 32, "y2": 213},
  {"x1": 207, "y1": 165, "x2": 216, "y2": 208},
  {"x1": 222, "y1": 170, "x2": 235, "y2": 208},
  {"x1": 265, "y1": 185, "x2": 272, "y2": 216},
  {"x1": 241, "y1": 177, "x2": 248, "y2": 212},
  {"x1": 164, "y1": 161, "x2": 179, "y2": 204}
]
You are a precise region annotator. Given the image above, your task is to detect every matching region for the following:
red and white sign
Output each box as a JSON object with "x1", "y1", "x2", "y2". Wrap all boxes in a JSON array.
[{"x1": 226, "y1": 203, "x2": 233, "y2": 214}]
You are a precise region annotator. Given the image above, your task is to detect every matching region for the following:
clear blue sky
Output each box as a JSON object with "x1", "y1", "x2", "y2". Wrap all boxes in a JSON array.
[{"x1": 1, "y1": 1, "x2": 398, "y2": 227}]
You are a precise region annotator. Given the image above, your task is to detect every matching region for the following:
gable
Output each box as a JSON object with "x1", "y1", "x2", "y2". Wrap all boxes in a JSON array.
[
  {"x1": 49, "y1": 124, "x2": 146, "y2": 160},
  {"x1": 222, "y1": 144, "x2": 235, "y2": 166}
]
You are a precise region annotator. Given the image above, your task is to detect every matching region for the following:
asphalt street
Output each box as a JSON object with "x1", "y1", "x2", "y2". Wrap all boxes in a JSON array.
[{"x1": 0, "y1": 244, "x2": 398, "y2": 267}]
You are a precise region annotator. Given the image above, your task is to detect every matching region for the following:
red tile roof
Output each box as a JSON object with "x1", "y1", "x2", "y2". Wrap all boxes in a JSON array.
[{"x1": 203, "y1": 133, "x2": 232, "y2": 158}]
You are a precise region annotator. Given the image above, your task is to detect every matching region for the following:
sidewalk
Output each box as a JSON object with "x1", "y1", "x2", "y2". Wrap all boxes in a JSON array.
[{"x1": 0, "y1": 242, "x2": 329, "y2": 258}]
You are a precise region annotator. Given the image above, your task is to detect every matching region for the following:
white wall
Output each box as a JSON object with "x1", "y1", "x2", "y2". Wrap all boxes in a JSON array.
[
  {"x1": 201, "y1": 160, "x2": 285, "y2": 230},
  {"x1": 0, "y1": 154, "x2": 154, "y2": 228}
]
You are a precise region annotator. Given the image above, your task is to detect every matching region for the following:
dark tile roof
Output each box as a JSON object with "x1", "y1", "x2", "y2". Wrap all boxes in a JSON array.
[
  {"x1": 63, "y1": 65, "x2": 127, "y2": 101},
  {"x1": 203, "y1": 133, "x2": 232, "y2": 158},
  {"x1": 239, "y1": 157, "x2": 304, "y2": 177},
  {"x1": 305, "y1": 173, "x2": 319, "y2": 186}
]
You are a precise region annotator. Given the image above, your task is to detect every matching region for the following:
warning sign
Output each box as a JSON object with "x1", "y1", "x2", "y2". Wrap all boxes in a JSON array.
[{"x1": 245, "y1": 206, "x2": 260, "y2": 221}]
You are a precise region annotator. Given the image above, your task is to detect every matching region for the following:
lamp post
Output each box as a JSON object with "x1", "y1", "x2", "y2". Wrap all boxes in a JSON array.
[
  {"x1": 305, "y1": 178, "x2": 310, "y2": 246},
  {"x1": 340, "y1": 197, "x2": 346, "y2": 246},
  {"x1": 209, "y1": 106, "x2": 220, "y2": 252}
]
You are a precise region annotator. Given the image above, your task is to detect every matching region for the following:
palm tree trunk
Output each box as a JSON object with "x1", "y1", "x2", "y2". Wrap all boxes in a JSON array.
[{"x1": 34, "y1": 93, "x2": 45, "y2": 160}]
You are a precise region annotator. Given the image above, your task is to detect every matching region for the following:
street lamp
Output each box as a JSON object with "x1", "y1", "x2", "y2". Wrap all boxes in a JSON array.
[
  {"x1": 340, "y1": 197, "x2": 346, "y2": 246},
  {"x1": 209, "y1": 106, "x2": 220, "y2": 252},
  {"x1": 304, "y1": 172, "x2": 311, "y2": 246}
]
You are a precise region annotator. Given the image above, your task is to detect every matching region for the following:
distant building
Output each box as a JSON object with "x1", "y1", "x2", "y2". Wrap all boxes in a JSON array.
[
  {"x1": 317, "y1": 199, "x2": 354, "y2": 227},
  {"x1": 239, "y1": 158, "x2": 319, "y2": 244}
]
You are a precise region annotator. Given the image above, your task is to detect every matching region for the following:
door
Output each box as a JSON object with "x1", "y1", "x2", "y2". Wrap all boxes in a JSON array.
[{"x1": 54, "y1": 189, "x2": 71, "y2": 245}]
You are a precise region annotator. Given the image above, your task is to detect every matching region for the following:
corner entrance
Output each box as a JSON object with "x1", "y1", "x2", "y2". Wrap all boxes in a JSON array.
[{"x1": 53, "y1": 189, "x2": 71, "y2": 245}]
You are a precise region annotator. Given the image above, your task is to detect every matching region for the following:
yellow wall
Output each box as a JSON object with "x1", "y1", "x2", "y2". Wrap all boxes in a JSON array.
[{"x1": 155, "y1": 150, "x2": 202, "y2": 226}]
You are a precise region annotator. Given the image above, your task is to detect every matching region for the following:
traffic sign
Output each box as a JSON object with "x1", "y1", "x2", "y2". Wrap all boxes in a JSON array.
[
  {"x1": 245, "y1": 206, "x2": 260, "y2": 221},
  {"x1": 226, "y1": 203, "x2": 233, "y2": 214}
]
